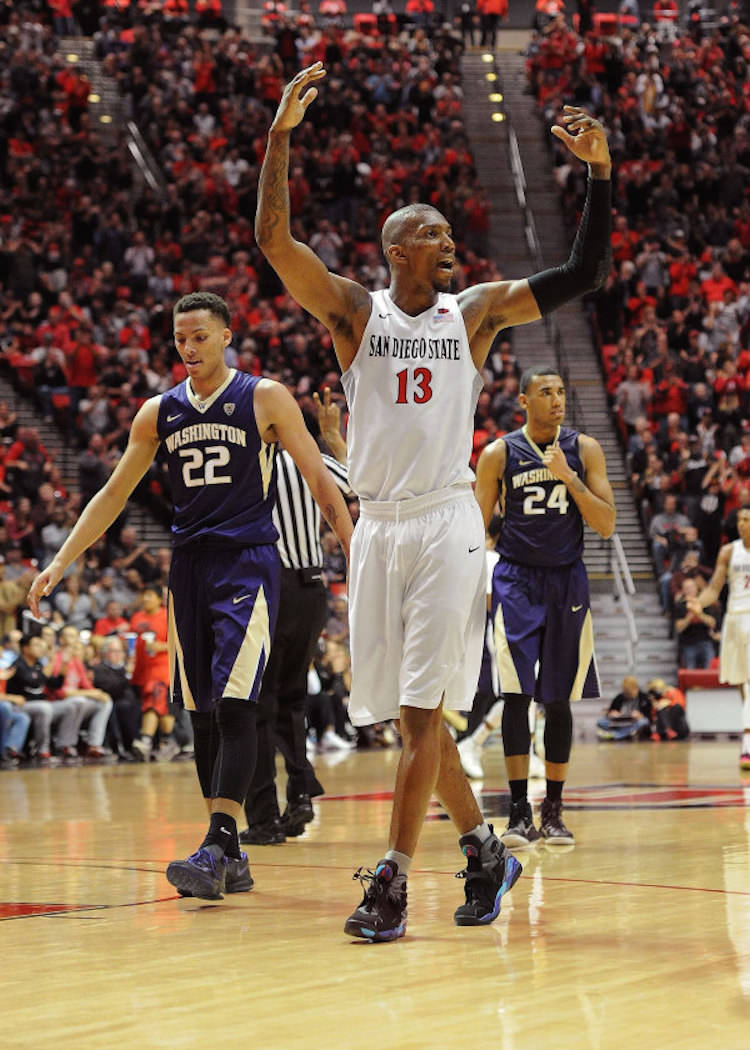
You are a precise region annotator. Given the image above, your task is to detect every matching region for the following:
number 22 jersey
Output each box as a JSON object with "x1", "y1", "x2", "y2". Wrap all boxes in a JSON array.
[
  {"x1": 497, "y1": 425, "x2": 584, "y2": 567},
  {"x1": 341, "y1": 289, "x2": 482, "y2": 501},
  {"x1": 157, "y1": 368, "x2": 278, "y2": 548}
]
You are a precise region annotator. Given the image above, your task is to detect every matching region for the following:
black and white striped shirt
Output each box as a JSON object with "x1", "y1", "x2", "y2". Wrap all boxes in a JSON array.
[{"x1": 273, "y1": 449, "x2": 351, "y2": 570}]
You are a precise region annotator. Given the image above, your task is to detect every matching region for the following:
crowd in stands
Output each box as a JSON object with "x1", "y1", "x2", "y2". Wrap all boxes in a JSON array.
[
  {"x1": 1, "y1": 0, "x2": 500, "y2": 766},
  {"x1": 525, "y1": 3, "x2": 750, "y2": 669},
  {"x1": 1, "y1": 0, "x2": 747, "y2": 766}
]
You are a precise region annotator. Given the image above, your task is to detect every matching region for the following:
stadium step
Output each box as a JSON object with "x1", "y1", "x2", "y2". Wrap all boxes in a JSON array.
[{"x1": 462, "y1": 47, "x2": 678, "y2": 692}]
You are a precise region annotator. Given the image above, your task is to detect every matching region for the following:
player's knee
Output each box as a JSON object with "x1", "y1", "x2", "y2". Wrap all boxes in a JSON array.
[
  {"x1": 544, "y1": 700, "x2": 573, "y2": 763},
  {"x1": 501, "y1": 693, "x2": 532, "y2": 756}
]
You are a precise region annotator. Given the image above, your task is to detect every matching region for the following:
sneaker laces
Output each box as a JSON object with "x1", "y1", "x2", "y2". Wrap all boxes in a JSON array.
[{"x1": 351, "y1": 865, "x2": 401, "y2": 908}]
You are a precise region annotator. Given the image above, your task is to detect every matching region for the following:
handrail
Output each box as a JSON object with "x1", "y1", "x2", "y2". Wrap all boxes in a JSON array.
[{"x1": 126, "y1": 120, "x2": 166, "y2": 194}]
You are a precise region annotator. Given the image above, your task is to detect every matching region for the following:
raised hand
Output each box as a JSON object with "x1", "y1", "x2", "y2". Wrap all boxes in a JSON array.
[
  {"x1": 550, "y1": 107, "x2": 611, "y2": 173},
  {"x1": 271, "y1": 62, "x2": 327, "y2": 133}
]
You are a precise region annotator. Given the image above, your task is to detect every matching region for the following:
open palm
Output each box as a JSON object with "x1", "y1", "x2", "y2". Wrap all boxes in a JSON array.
[
  {"x1": 271, "y1": 63, "x2": 327, "y2": 133},
  {"x1": 550, "y1": 106, "x2": 610, "y2": 168}
]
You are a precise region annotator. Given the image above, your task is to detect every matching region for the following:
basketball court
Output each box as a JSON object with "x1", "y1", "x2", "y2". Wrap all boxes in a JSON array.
[{"x1": 3, "y1": 739, "x2": 748, "y2": 1050}]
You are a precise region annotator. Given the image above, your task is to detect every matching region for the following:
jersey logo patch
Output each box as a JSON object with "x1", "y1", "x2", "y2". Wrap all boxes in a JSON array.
[
  {"x1": 224, "y1": 403, "x2": 235, "y2": 416},
  {"x1": 167, "y1": 413, "x2": 182, "y2": 423},
  {"x1": 518, "y1": 459, "x2": 534, "y2": 466}
]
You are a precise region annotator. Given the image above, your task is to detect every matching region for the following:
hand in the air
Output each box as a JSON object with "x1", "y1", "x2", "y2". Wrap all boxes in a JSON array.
[
  {"x1": 550, "y1": 106, "x2": 611, "y2": 171},
  {"x1": 272, "y1": 62, "x2": 326, "y2": 133}
]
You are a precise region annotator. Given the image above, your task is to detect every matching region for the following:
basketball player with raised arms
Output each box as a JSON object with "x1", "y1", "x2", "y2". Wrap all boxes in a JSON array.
[
  {"x1": 688, "y1": 506, "x2": 750, "y2": 770},
  {"x1": 256, "y1": 62, "x2": 612, "y2": 941},
  {"x1": 28, "y1": 291, "x2": 353, "y2": 900},
  {"x1": 475, "y1": 367, "x2": 616, "y2": 850}
]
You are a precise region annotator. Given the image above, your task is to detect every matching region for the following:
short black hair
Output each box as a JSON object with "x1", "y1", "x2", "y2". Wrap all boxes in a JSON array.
[
  {"x1": 173, "y1": 292, "x2": 231, "y2": 327},
  {"x1": 520, "y1": 365, "x2": 562, "y2": 394},
  {"x1": 21, "y1": 632, "x2": 40, "y2": 649}
]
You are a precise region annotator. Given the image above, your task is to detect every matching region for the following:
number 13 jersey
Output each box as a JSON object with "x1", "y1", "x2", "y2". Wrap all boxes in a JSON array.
[
  {"x1": 341, "y1": 289, "x2": 482, "y2": 501},
  {"x1": 498, "y1": 426, "x2": 584, "y2": 567},
  {"x1": 157, "y1": 369, "x2": 278, "y2": 548}
]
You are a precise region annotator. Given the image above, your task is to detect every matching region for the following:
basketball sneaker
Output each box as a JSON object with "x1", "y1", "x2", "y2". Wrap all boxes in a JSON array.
[
  {"x1": 132, "y1": 735, "x2": 153, "y2": 761},
  {"x1": 239, "y1": 818, "x2": 286, "y2": 845},
  {"x1": 179, "y1": 853, "x2": 254, "y2": 897},
  {"x1": 280, "y1": 794, "x2": 314, "y2": 837},
  {"x1": 501, "y1": 801, "x2": 541, "y2": 847},
  {"x1": 539, "y1": 798, "x2": 575, "y2": 845},
  {"x1": 458, "y1": 735, "x2": 484, "y2": 779},
  {"x1": 166, "y1": 844, "x2": 227, "y2": 899},
  {"x1": 454, "y1": 828, "x2": 522, "y2": 926},
  {"x1": 740, "y1": 752, "x2": 750, "y2": 771},
  {"x1": 344, "y1": 860, "x2": 407, "y2": 941}
]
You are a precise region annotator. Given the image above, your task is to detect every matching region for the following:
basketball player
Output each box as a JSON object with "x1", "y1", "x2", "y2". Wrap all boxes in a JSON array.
[
  {"x1": 687, "y1": 506, "x2": 750, "y2": 770},
  {"x1": 27, "y1": 291, "x2": 353, "y2": 899},
  {"x1": 256, "y1": 62, "x2": 612, "y2": 940},
  {"x1": 474, "y1": 367, "x2": 616, "y2": 847}
]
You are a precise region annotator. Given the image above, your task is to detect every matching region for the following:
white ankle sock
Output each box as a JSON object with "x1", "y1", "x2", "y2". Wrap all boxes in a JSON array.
[
  {"x1": 384, "y1": 849, "x2": 411, "y2": 874},
  {"x1": 466, "y1": 820, "x2": 492, "y2": 843}
]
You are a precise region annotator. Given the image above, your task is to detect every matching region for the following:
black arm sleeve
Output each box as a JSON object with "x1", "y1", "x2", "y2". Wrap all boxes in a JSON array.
[{"x1": 527, "y1": 176, "x2": 612, "y2": 316}]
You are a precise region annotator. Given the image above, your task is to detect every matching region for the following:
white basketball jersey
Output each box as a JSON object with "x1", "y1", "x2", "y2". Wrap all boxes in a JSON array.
[
  {"x1": 341, "y1": 289, "x2": 482, "y2": 501},
  {"x1": 727, "y1": 538, "x2": 750, "y2": 614}
]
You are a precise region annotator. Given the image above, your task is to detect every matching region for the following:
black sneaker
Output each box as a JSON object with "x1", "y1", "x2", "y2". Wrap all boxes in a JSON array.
[
  {"x1": 454, "y1": 829, "x2": 523, "y2": 926},
  {"x1": 280, "y1": 794, "x2": 314, "y2": 837},
  {"x1": 166, "y1": 844, "x2": 227, "y2": 899},
  {"x1": 239, "y1": 818, "x2": 286, "y2": 845},
  {"x1": 344, "y1": 860, "x2": 407, "y2": 942},
  {"x1": 500, "y1": 801, "x2": 541, "y2": 848},
  {"x1": 539, "y1": 798, "x2": 575, "y2": 845}
]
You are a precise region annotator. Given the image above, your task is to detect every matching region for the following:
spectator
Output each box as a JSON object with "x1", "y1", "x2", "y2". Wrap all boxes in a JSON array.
[
  {"x1": 47, "y1": 625, "x2": 114, "y2": 760},
  {"x1": 647, "y1": 678, "x2": 690, "y2": 741},
  {"x1": 673, "y1": 576, "x2": 718, "y2": 669},
  {"x1": 596, "y1": 675, "x2": 651, "y2": 741},
  {"x1": 5, "y1": 633, "x2": 80, "y2": 765},
  {"x1": 92, "y1": 634, "x2": 140, "y2": 760},
  {"x1": 649, "y1": 492, "x2": 691, "y2": 579}
]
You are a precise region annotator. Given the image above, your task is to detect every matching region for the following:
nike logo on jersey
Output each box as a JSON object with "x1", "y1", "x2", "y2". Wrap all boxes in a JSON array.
[
  {"x1": 468, "y1": 545, "x2": 480, "y2": 553},
  {"x1": 378, "y1": 313, "x2": 391, "y2": 319},
  {"x1": 518, "y1": 459, "x2": 534, "y2": 466},
  {"x1": 233, "y1": 594, "x2": 252, "y2": 604},
  {"x1": 167, "y1": 414, "x2": 182, "y2": 423},
  {"x1": 571, "y1": 604, "x2": 583, "y2": 612}
]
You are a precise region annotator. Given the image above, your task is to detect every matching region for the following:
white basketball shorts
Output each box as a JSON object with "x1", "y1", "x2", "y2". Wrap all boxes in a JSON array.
[
  {"x1": 347, "y1": 484, "x2": 486, "y2": 726},
  {"x1": 719, "y1": 611, "x2": 750, "y2": 685}
]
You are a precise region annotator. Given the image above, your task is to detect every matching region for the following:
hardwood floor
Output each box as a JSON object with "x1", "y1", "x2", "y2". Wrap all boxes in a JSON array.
[{"x1": 3, "y1": 739, "x2": 749, "y2": 1050}]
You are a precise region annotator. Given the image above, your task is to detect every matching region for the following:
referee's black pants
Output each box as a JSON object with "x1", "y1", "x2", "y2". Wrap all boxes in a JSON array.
[{"x1": 244, "y1": 567, "x2": 328, "y2": 826}]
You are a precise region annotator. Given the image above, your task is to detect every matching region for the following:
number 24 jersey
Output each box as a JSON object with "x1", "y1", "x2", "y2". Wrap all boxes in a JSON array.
[{"x1": 497, "y1": 426, "x2": 584, "y2": 568}]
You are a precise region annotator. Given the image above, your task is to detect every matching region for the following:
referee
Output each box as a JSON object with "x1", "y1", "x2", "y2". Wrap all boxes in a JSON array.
[{"x1": 242, "y1": 389, "x2": 350, "y2": 844}]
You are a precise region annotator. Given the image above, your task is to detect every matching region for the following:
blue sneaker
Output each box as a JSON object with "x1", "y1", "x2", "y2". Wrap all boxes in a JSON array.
[
  {"x1": 225, "y1": 852, "x2": 254, "y2": 893},
  {"x1": 454, "y1": 828, "x2": 523, "y2": 926},
  {"x1": 167, "y1": 844, "x2": 227, "y2": 900},
  {"x1": 344, "y1": 860, "x2": 407, "y2": 942}
]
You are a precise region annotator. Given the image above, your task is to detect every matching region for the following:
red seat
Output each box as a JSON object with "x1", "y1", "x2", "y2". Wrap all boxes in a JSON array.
[{"x1": 678, "y1": 668, "x2": 722, "y2": 690}]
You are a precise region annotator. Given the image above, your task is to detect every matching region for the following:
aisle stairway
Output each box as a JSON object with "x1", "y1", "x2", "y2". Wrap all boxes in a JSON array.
[
  {"x1": 460, "y1": 43, "x2": 677, "y2": 701},
  {"x1": 1, "y1": 381, "x2": 170, "y2": 555}
]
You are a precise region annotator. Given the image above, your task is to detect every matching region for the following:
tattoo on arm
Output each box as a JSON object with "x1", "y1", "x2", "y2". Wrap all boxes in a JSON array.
[
  {"x1": 569, "y1": 477, "x2": 587, "y2": 494},
  {"x1": 256, "y1": 133, "x2": 290, "y2": 243}
]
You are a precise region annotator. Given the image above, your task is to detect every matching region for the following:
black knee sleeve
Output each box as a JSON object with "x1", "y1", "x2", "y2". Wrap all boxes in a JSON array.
[
  {"x1": 501, "y1": 694, "x2": 532, "y2": 757},
  {"x1": 211, "y1": 698, "x2": 258, "y2": 805},
  {"x1": 190, "y1": 709, "x2": 216, "y2": 798},
  {"x1": 544, "y1": 700, "x2": 573, "y2": 764}
]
